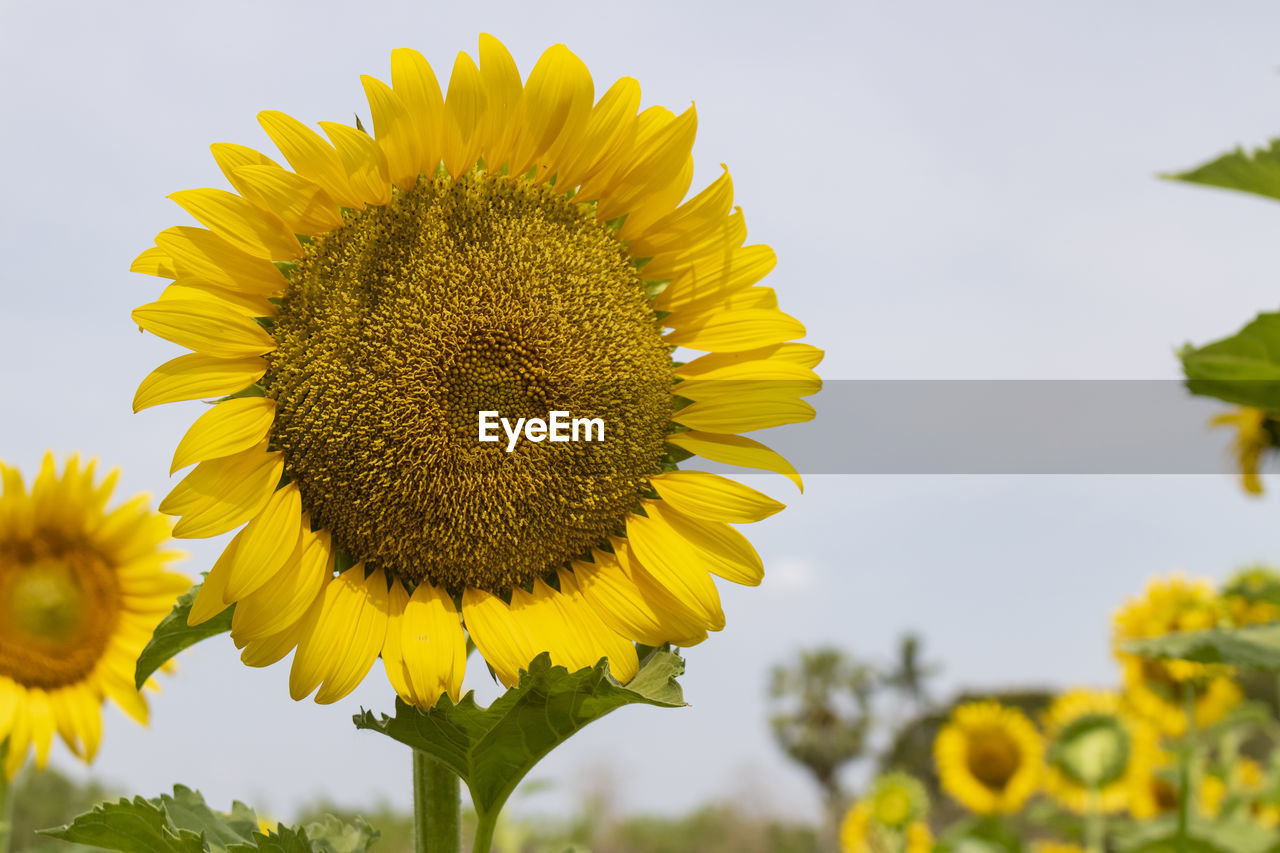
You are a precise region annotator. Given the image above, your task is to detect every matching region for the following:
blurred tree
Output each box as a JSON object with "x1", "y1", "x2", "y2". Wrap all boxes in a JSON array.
[{"x1": 882, "y1": 634, "x2": 940, "y2": 715}]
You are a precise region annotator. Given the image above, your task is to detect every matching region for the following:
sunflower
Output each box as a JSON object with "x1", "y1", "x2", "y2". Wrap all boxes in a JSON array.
[
  {"x1": 128, "y1": 36, "x2": 819, "y2": 708},
  {"x1": 934, "y1": 700, "x2": 1043, "y2": 815},
  {"x1": 1041, "y1": 689, "x2": 1157, "y2": 814},
  {"x1": 1200, "y1": 758, "x2": 1279, "y2": 827},
  {"x1": 0, "y1": 453, "x2": 188, "y2": 779},
  {"x1": 1127, "y1": 751, "x2": 1179, "y2": 820},
  {"x1": 1221, "y1": 566, "x2": 1280, "y2": 627},
  {"x1": 1113, "y1": 575, "x2": 1241, "y2": 736},
  {"x1": 839, "y1": 775, "x2": 934, "y2": 853},
  {"x1": 1031, "y1": 844, "x2": 1087, "y2": 853},
  {"x1": 1209, "y1": 407, "x2": 1274, "y2": 495}
]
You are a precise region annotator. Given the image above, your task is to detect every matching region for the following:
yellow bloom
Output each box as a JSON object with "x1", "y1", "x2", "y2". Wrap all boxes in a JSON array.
[
  {"x1": 839, "y1": 800, "x2": 933, "y2": 853},
  {"x1": 1128, "y1": 754, "x2": 1180, "y2": 820},
  {"x1": 0, "y1": 453, "x2": 188, "y2": 779},
  {"x1": 1200, "y1": 758, "x2": 1277, "y2": 827},
  {"x1": 1222, "y1": 566, "x2": 1280, "y2": 627},
  {"x1": 935, "y1": 700, "x2": 1043, "y2": 815},
  {"x1": 1032, "y1": 844, "x2": 1087, "y2": 853},
  {"x1": 1113, "y1": 575, "x2": 1240, "y2": 736},
  {"x1": 1209, "y1": 407, "x2": 1272, "y2": 495},
  {"x1": 1042, "y1": 689, "x2": 1157, "y2": 814},
  {"x1": 129, "y1": 37, "x2": 819, "y2": 708}
]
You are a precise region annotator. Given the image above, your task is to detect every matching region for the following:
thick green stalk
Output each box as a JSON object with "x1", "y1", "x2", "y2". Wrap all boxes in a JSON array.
[
  {"x1": 1084, "y1": 788, "x2": 1106, "y2": 853},
  {"x1": 413, "y1": 749, "x2": 460, "y2": 853},
  {"x1": 471, "y1": 812, "x2": 498, "y2": 853},
  {"x1": 1175, "y1": 683, "x2": 1198, "y2": 853},
  {"x1": 0, "y1": 740, "x2": 12, "y2": 853}
]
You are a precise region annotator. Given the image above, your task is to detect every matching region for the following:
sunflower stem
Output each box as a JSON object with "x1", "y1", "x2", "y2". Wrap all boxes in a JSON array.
[
  {"x1": 1084, "y1": 788, "x2": 1105, "y2": 853},
  {"x1": 413, "y1": 749, "x2": 460, "y2": 853},
  {"x1": 0, "y1": 740, "x2": 11, "y2": 853},
  {"x1": 1175, "y1": 682, "x2": 1197, "y2": 853}
]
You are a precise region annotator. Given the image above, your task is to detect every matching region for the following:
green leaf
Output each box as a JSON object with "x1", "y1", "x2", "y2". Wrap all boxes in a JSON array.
[
  {"x1": 135, "y1": 580, "x2": 234, "y2": 689},
  {"x1": 1122, "y1": 624, "x2": 1280, "y2": 669},
  {"x1": 1164, "y1": 139, "x2": 1280, "y2": 203},
  {"x1": 354, "y1": 650, "x2": 686, "y2": 822},
  {"x1": 1180, "y1": 313, "x2": 1280, "y2": 411},
  {"x1": 42, "y1": 786, "x2": 378, "y2": 853}
]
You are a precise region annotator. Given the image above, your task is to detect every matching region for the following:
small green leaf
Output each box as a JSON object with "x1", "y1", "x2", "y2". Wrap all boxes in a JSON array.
[
  {"x1": 1123, "y1": 624, "x2": 1280, "y2": 669},
  {"x1": 301, "y1": 815, "x2": 379, "y2": 853},
  {"x1": 40, "y1": 795, "x2": 206, "y2": 853},
  {"x1": 1164, "y1": 140, "x2": 1280, "y2": 203},
  {"x1": 354, "y1": 650, "x2": 686, "y2": 821},
  {"x1": 1180, "y1": 313, "x2": 1280, "y2": 411},
  {"x1": 135, "y1": 581, "x2": 234, "y2": 689}
]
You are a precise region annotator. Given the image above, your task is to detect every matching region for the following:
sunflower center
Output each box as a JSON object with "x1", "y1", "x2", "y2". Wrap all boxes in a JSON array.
[
  {"x1": 966, "y1": 727, "x2": 1022, "y2": 790},
  {"x1": 268, "y1": 171, "x2": 672, "y2": 594},
  {"x1": 0, "y1": 546, "x2": 120, "y2": 688},
  {"x1": 1050, "y1": 714, "x2": 1131, "y2": 789},
  {"x1": 870, "y1": 786, "x2": 914, "y2": 828}
]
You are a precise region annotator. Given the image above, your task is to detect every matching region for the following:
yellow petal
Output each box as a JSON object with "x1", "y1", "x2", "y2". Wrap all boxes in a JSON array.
[
  {"x1": 160, "y1": 444, "x2": 283, "y2": 539},
  {"x1": 318, "y1": 121, "x2": 393, "y2": 206},
  {"x1": 555, "y1": 76, "x2": 641, "y2": 193},
  {"x1": 222, "y1": 483, "x2": 303, "y2": 602},
  {"x1": 231, "y1": 165, "x2": 344, "y2": 235},
  {"x1": 461, "y1": 587, "x2": 536, "y2": 688},
  {"x1": 400, "y1": 581, "x2": 467, "y2": 705},
  {"x1": 664, "y1": 308, "x2": 806, "y2": 353},
  {"x1": 209, "y1": 143, "x2": 281, "y2": 196},
  {"x1": 188, "y1": 540, "x2": 237, "y2": 626},
  {"x1": 289, "y1": 565, "x2": 364, "y2": 700},
  {"x1": 130, "y1": 246, "x2": 179, "y2": 279},
  {"x1": 442, "y1": 51, "x2": 486, "y2": 178},
  {"x1": 258, "y1": 110, "x2": 360, "y2": 208},
  {"x1": 673, "y1": 364, "x2": 821, "y2": 403},
  {"x1": 154, "y1": 226, "x2": 289, "y2": 296},
  {"x1": 596, "y1": 104, "x2": 697, "y2": 222},
  {"x1": 381, "y1": 582, "x2": 415, "y2": 703},
  {"x1": 665, "y1": 431, "x2": 802, "y2": 491},
  {"x1": 628, "y1": 165, "x2": 733, "y2": 256},
  {"x1": 649, "y1": 471, "x2": 784, "y2": 522},
  {"x1": 675, "y1": 342, "x2": 825, "y2": 376},
  {"x1": 361, "y1": 75, "x2": 420, "y2": 189},
  {"x1": 639, "y1": 499, "x2": 763, "y2": 586},
  {"x1": 391, "y1": 47, "x2": 445, "y2": 177},
  {"x1": 652, "y1": 244, "x2": 776, "y2": 313},
  {"x1": 475, "y1": 33, "x2": 523, "y2": 170},
  {"x1": 553, "y1": 570, "x2": 638, "y2": 683},
  {"x1": 616, "y1": 154, "x2": 694, "y2": 242},
  {"x1": 510, "y1": 44, "x2": 594, "y2": 178},
  {"x1": 232, "y1": 525, "x2": 331, "y2": 641},
  {"x1": 623, "y1": 510, "x2": 725, "y2": 630},
  {"x1": 238, "y1": 611, "x2": 309, "y2": 668},
  {"x1": 157, "y1": 279, "x2": 275, "y2": 318},
  {"x1": 132, "y1": 298, "x2": 276, "y2": 359},
  {"x1": 314, "y1": 568, "x2": 390, "y2": 704},
  {"x1": 171, "y1": 396, "x2": 276, "y2": 474},
  {"x1": 642, "y1": 208, "x2": 747, "y2": 282},
  {"x1": 673, "y1": 395, "x2": 816, "y2": 433},
  {"x1": 168, "y1": 188, "x2": 301, "y2": 260},
  {"x1": 133, "y1": 353, "x2": 266, "y2": 412},
  {"x1": 573, "y1": 548, "x2": 707, "y2": 647}
]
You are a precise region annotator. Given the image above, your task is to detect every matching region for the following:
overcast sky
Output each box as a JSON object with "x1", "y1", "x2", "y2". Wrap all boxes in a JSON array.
[{"x1": 5, "y1": 0, "x2": 1280, "y2": 826}]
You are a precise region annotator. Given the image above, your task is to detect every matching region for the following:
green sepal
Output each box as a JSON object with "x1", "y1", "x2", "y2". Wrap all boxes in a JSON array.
[
  {"x1": 353, "y1": 650, "x2": 686, "y2": 823},
  {"x1": 1122, "y1": 624, "x2": 1280, "y2": 670},
  {"x1": 40, "y1": 785, "x2": 378, "y2": 853},
  {"x1": 1180, "y1": 313, "x2": 1280, "y2": 411},
  {"x1": 135, "y1": 579, "x2": 233, "y2": 690},
  {"x1": 1163, "y1": 139, "x2": 1280, "y2": 204}
]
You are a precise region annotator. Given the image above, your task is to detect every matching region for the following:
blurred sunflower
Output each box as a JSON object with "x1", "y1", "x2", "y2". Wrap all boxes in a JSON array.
[
  {"x1": 1112, "y1": 576, "x2": 1241, "y2": 736},
  {"x1": 1031, "y1": 844, "x2": 1087, "y2": 853},
  {"x1": 1041, "y1": 689, "x2": 1157, "y2": 814},
  {"x1": 129, "y1": 36, "x2": 819, "y2": 708},
  {"x1": 839, "y1": 774, "x2": 933, "y2": 853},
  {"x1": 1209, "y1": 406, "x2": 1274, "y2": 495},
  {"x1": 1127, "y1": 749, "x2": 1180, "y2": 820},
  {"x1": 1221, "y1": 566, "x2": 1280, "y2": 627},
  {"x1": 0, "y1": 453, "x2": 188, "y2": 778},
  {"x1": 1200, "y1": 757, "x2": 1279, "y2": 828},
  {"x1": 935, "y1": 700, "x2": 1043, "y2": 815}
]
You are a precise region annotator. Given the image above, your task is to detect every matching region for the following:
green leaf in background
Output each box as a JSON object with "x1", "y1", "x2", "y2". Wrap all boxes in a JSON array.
[
  {"x1": 1113, "y1": 815, "x2": 1278, "y2": 853},
  {"x1": 1122, "y1": 624, "x2": 1280, "y2": 669},
  {"x1": 1180, "y1": 313, "x2": 1280, "y2": 412},
  {"x1": 41, "y1": 786, "x2": 377, "y2": 853},
  {"x1": 1164, "y1": 139, "x2": 1280, "y2": 203},
  {"x1": 354, "y1": 650, "x2": 686, "y2": 824},
  {"x1": 135, "y1": 580, "x2": 233, "y2": 690}
]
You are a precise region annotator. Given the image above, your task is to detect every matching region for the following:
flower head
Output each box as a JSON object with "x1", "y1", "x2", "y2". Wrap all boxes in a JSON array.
[
  {"x1": 1041, "y1": 689, "x2": 1157, "y2": 814},
  {"x1": 130, "y1": 37, "x2": 818, "y2": 708},
  {"x1": 0, "y1": 453, "x2": 188, "y2": 778},
  {"x1": 934, "y1": 700, "x2": 1043, "y2": 815},
  {"x1": 839, "y1": 776, "x2": 933, "y2": 853},
  {"x1": 1209, "y1": 406, "x2": 1274, "y2": 495}
]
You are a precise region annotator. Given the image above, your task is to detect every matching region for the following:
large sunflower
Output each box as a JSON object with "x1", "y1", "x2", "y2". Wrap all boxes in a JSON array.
[
  {"x1": 1041, "y1": 689, "x2": 1157, "y2": 815},
  {"x1": 934, "y1": 700, "x2": 1043, "y2": 815},
  {"x1": 129, "y1": 36, "x2": 819, "y2": 707},
  {"x1": 1112, "y1": 576, "x2": 1241, "y2": 736},
  {"x1": 0, "y1": 453, "x2": 188, "y2": 778}
]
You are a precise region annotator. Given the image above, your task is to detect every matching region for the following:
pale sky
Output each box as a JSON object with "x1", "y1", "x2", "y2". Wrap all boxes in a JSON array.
[{"x1": 4, "y1": 0, "x2": 1280, "y2": 825}]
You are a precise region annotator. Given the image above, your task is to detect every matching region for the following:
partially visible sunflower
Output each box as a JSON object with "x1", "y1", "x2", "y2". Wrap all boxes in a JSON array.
[
  {"x1": 1200, "y1": 758, "x2": 1278, "y2": 828},
  {"x1": 0, "y1": 453, "x2": 188, "y2": 778},
  {"x1": 1042, "y1": 689, "x2": 1157, "y2": 815},
  {"x1": 1113, "y1": 576, "x2": 1241, "y2": 736},
  {"x1": 1221, "y1": 566, "x2": 1280, "y2": 628},
  {"x1": 1127, "y1": 751, "x2": 1179, "y2": 820},
  {"x1": 129, "y1": 36, "x2": 819, "y2": 708},
  {"x1": 839, "y1": 775, "x2": 933, "y2": 853},
  {"x1": 1209, "y1": 407, "x2": 1275, "y2": 496},
  {"x1": 1032, "y1": 844, "x2": 1087, "y2": 853},
  {"x1": 935, "y1": 700, "x2": 1043, "y2": 815}
]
